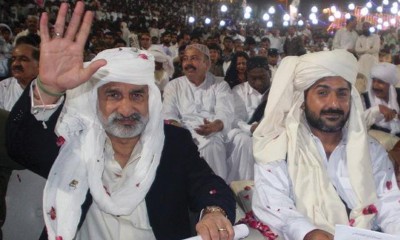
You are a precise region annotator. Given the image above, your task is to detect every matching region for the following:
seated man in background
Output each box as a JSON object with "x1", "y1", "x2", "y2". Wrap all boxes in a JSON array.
[
  {"x1": 226, "y1": 56, "x2": 271, "y2": 182},
  {"x1": 6, "y1": 3, "x2": 235, "y2": 240},
  {"x1": 363, "y1": 62, "x2": 400, "y2": 137},
  {"x1": 163, "y1": 44, "x2": 234, "y2": 181},
  {"x1": 252, "y1": 50, "x2": 400, "y2": 240}
]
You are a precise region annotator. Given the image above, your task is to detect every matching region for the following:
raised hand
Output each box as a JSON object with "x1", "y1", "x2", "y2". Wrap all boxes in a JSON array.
[{"x1": 38, "y1": 1, "x2": 106, "y2": 101}]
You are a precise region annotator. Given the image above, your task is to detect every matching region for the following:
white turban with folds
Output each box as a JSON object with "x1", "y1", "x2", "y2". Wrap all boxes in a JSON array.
[
  {"x1": 43, "y1": 48, "x2": 164, "y2": 240},
  {"x1": 253, "y1": 50, "x2": 377, "y2": 234}
]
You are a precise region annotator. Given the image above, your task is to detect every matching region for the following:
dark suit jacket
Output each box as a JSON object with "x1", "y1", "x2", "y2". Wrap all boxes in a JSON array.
[{"x1": 6, "y1": 85, "x2": 236, "y2": 240}]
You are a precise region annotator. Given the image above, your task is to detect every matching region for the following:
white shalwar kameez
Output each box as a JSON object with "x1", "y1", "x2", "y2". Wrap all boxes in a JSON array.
[
  {"x1": 252, "y1": 133, "x2": 400, "y2": 240},
  {"x1": 332, "y1": 28, "x2": 358, "y2": 51},
  {"x1": 0, "y1": 77, "x2": 24, "y2": 111},
  {"x1": 355, "y1": 34, "x2": 380, "y2": 77},
  {"x1": 162, "y1": 73, "x2": 234, "y2": 180},
  {"x1": 226, "y1": 82, "x2": 263, "y2": 182},
  {"x1": 75, "y1": 140, "x2": 156, "y2": 240}
]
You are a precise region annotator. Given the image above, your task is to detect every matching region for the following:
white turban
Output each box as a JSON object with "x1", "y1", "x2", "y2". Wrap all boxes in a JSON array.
[
  {"x1": 149, "y1": 48, "x2": 174, "y2": 78},
  {"x1": 371, "y1": 62, "x2": 400, "y2": 86},
  {"x1": 44, "y1": 48, "x2": 164, "y2": 240},
  {"x1": 253, "y1": 50, "x2": 377, "y2": 233}
]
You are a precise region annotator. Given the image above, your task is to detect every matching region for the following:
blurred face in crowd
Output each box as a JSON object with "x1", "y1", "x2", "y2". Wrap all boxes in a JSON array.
[
  {"x1": 26, "y1": 16, "x2": 38, "y2": 33},
  {"x1": 183, "y1": 34, "x2": 191, "y2": 45},
  {"x1": 362, "y1": 22, "x2": 371, "y2": 36},
  {"x1": 258, "y1": 48, "x2": 267, "y2": 57},
  {"x1": 152, "y1": 36, "x2": 159, "y2": 44},
  {"x1": 11, "y1": 44, "x2": 39, "y2": 88},
  {"x1": 163, "y1": 33, "x2": 171, "y2": 45},
  {"x1": 104, "y1": 34, "x2": 114, "y2": 46},
  {"x1": 234, "y1": 39, "x2": 243, "y2": 50},
  {"x1": 182, "y1": 48, "x2": 210, "y2": 84},
  {"x1": 236, "y1": 56, "x2": 247, "y2": 74},
  {"x1": 97, "y1": 82, "x2": 149, "y2": 139},
  {"x1": 191, "y1": 38, "x2": 200, "y2": 44},
  {"x1": 0, "y1": 28, "x2": 11, "y2": 42},
  {"x1": 140, "y1": 34, "x2": 152, "y2": 50},
  {"x1": 260, "y1": 40, "x2": 270, "y2": 50},
  {"x1": 209, "y1": 49, "x2": 220, "y2": 63},
  {"x1": 304, "y1": 77, "x2": 351, "y2": 133},
  {"x1": 171, "y1": 34, "x2": 177, "y2": 44},
  {"x1": 223, "y1": 38, "x2": 233, "y2": 51},
  {"x1": 288, "y1": 26, "x2": 296, "y2": 36},
  {"x1": 247, "y1": 67, "x2": 271, "y2": 94},
  {"x1": 268, "y1": 54, "x2": 278, "y2": 66},
  {"x1": 372, "y1": 78, "x2": 390, "y2": 102}
]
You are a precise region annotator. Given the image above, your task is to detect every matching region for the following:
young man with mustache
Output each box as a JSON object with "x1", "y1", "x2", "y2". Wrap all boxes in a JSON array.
[
  {"x1": 252, "y1": 50, "x2": 400, "y2": 240},
  {"x1": 162, "y1": 44, "x2": 234, "y2": 181}
]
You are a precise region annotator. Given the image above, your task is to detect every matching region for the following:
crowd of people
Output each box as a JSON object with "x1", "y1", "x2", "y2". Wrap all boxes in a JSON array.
[{"x1": 1, "y1": 1, "x2": 400, "y2": 240}]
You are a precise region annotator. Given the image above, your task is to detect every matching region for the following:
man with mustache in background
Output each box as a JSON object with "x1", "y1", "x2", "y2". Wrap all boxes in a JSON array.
[
  {"x1": 252, "y1": 50, "x2": 400, "y2": 240},
  {"x1": 0, "y1": 40, "x2": 39, "y2": 110},
  {"x1": 163, "y1": 44, "x2": 234, "y2": 181}
]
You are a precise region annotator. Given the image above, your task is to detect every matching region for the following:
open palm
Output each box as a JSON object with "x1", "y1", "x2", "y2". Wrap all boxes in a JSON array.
[{"x1": 39, "y1": 2, "x2": 106, "y2": 94}]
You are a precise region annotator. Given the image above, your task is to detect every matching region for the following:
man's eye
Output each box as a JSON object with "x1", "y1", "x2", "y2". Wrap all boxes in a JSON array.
[
  {"x1": 131, "y1": 93, "x2": 144, "y2": 101},
  {"x1": 318, "y1": 91, "x2": 327, "y2": 96},
  {"x1": 106, "y1": 92, "x2": 121, "y2": 99}
]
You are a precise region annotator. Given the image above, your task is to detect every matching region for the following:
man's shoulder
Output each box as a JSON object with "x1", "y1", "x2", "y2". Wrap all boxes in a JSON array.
[
  {"x1": 165, "y1": 75, "x2": 187, "y2": 90},
  {"x1": 169, "y1": 75, "x2": 187, "y2": 83},
  {"x1": 162, "y1": 124, "x2": 195, "y2": 153},
  {"x1": 232, "y1": 81, "x2": 247, "y2": 93},
  {"x1": 208, "y1": 74, "x2": 229, "y2": 88},
  {"x1": 0, "y1": 77, "x2": 17, "y2": 88},
  {"x1": 367, "y1": 135, "x2": 388, "y2": 155}
]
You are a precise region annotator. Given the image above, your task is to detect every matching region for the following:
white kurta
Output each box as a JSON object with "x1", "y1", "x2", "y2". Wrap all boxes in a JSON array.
[
  {"x1": 76, "y1": 140, "x2": 156, "y2": 240},
  {"x1": 253, "y1": 135, "x2": 400, "y2": 240},
  {"x1": 267, "y1": 34, "x2": 283, "y2": 53},
  {"x1": 226, "y1": 82, "x2": 264, "y2": 182},
  {"x1": 269, "y1": 64, "x2": 279, "y2": 82},
  {"x1": 0, "y1": 77, "x2": 24, "y2": 111},
  {"x1": 355, "y1": 34, "x2": 381, "y2": 58},
  {"x1": 162, "y1": 73, "x2": 234, "y2": 180},
  {"x1": 332, "y1": 28, "x2": 358, "y2": 50}
]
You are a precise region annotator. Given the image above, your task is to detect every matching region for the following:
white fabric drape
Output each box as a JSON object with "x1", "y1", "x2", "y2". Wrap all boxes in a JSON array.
[{"x1": 253, "y1": 50, "x2": 378, "y2": 233}]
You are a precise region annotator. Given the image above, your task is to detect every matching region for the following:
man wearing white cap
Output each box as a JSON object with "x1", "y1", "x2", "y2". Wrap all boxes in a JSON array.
[
  {"x1": 6, "y1": 3, "x2": 235, "y2": 240},
  {"x1": 363, "y1": 62, "x2": 400, "y2": 136},
  {"x1": 162, "y1": 43, "x2": 235, "y2": 181},
  {"x1": 252, "y1": 50, "x2": 400, "y2": 240}
]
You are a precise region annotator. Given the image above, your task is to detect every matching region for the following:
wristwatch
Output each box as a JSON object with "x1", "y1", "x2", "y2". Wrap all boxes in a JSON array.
[{"x1": 202, "y1": 206, "x2": 228, "y2": 218}]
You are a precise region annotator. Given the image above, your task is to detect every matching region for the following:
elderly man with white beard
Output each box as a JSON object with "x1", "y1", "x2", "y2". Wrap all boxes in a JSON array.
[{"x1": 6, "y1": 2, "x2": 235, "y2": 240}]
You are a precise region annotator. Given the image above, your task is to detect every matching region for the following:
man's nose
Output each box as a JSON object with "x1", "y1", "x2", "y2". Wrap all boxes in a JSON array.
[
  {"x1": 117, "y1": 98, "x2": 135, "y2": 117},
  {"x1": 328, "y1": 93, "x2": 339, "y2": 108}
]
